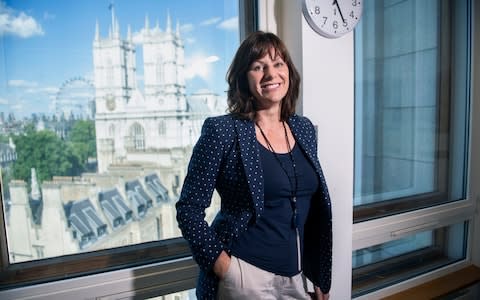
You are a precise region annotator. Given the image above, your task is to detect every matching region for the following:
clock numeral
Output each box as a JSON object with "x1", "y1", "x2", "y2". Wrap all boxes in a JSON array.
[
  {"x1": 350, "y1": 11, "x2": 355, "y2": 18},
  {"x1": 352, "y1": 0, "x2": 359, "y2": 6},
  {"x1": 314, "y1": 6, "x2": 320, "y2": 14},
  {"x1": 343, "y1": 21, "x2": 348, "y2": 27},
  {"x1": 333, "y1": 20, "x2": 339, "y2": 29},
  {"x1": 322, "y1": 16, "x2": 328, "y2": 27}
]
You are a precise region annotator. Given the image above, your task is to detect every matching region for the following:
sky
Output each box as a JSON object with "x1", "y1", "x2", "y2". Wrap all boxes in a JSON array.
[{"x1": 0, "y1": 0, "x2": 239, "y2": 118}]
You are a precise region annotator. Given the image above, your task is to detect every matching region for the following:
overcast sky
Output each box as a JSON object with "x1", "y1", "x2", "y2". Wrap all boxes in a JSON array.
[{"x1": 0, "y1": 0, "x2": 239, "y2": 118}]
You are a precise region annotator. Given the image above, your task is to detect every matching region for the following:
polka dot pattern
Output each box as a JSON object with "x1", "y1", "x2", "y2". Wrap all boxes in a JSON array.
[{"x1": 176, "y1": 114, "x2": 332, "y2": 299}]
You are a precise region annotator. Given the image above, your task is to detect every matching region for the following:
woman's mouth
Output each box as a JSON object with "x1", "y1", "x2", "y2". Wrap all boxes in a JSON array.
[{"x1": 261, "y1": 83, "x2": 280, "y2": 90}]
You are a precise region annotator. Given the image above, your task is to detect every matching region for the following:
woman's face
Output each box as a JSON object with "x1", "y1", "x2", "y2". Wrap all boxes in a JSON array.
[{"x1": 247, "y1": 48, "x2": 289, "y2": 109}]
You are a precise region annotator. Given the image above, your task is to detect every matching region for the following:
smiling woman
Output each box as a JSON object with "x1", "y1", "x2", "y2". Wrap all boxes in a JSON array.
[
  {"x1": 176, "y1": 31, "x2": 332, "y2": 300},
  {"x1": 0, "y1": 1, "x2": 250, "y2": 299}
]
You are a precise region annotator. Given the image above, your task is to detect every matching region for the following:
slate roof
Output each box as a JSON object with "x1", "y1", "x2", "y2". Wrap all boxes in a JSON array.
[
  {"x1": 64, "y1": 199, "x2": 107, "y2": 249},
  {"x1": 145, "y1": 174, "x2": 170, "y2": 203},
  {"x1": 99, "y1": 188, "x2": 132, "y2": 228},
  {"x1": 125, "y1": 179, "x2": 152, "y2": 218}
]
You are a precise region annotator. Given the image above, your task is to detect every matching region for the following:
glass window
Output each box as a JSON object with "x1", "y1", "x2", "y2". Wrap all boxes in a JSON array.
[
  {"x1": 352, "y1": 221, "x2": 468, "y2": 297},
  {"x1": 352, "y1": 0, "x2": 471, "y2": 296},
  {"x1": 354, "y1": 0, "x2": 471, "y2": 221},
  {"x1": 0, "y1": 0, "x2": 243, "y2": 290}
]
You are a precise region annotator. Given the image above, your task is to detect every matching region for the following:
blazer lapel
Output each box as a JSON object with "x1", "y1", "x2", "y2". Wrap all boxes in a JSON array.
[
  {"x1": 288, "y1": 115, "x2": 323, "y2": 177},
  {"x1": 234, "y1": 118, "x2": 265, "y2": 220}
]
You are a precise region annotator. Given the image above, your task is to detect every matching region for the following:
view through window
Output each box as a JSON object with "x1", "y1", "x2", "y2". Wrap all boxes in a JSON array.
[{"x1": 0, "y1": 0, "x2": 239, "y2": 268}]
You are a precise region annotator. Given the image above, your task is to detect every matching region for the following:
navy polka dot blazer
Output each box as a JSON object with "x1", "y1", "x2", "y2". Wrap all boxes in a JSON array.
[{"x1": 176, "y1": 114, "x2": 332, "y2": 299}]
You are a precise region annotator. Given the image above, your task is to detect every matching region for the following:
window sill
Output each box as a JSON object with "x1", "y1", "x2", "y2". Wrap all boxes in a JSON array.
[{"x1": 382, "y1": 265, "x2": 480, "y2": 300}]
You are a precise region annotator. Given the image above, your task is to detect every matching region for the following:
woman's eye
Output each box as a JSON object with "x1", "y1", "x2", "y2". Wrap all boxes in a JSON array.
[
  {"x1": 252, "y1": 65, "x2": 262, "y2": 71},
  {"x1": 275, "y1": 62, "x2": 284, "y2": 68}
]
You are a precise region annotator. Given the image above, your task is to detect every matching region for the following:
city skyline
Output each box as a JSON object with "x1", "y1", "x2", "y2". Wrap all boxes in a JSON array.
[{"x1": 0, "y1": 0, "x2": 239, "y2": 118}]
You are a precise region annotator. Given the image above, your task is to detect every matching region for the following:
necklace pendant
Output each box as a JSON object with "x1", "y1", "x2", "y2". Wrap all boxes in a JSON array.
[{"x1": 292, "y1": 196, "x2": 296, "y2": 203}]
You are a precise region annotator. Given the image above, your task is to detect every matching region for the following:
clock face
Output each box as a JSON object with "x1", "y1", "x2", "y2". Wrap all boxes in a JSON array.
[{"x1": 303, "y1": 0, "x2": 363, "y2": 38}]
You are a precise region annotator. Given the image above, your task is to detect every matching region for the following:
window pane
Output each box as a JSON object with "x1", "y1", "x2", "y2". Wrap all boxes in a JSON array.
[
  {"x1": 0, "y1": 0, "x2": 238, "y2": 266},
  {"x1": 354, "y1": 0, "x2": 470, "y2": 221},
  {"x1": 352, "y1": 221, "x2": 468, "y2": 297}
]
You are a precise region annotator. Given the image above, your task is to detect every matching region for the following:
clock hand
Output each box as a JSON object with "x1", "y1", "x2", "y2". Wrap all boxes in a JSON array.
[{"x1": 333, "y1": 0, "x2": 346, "y2": 23}]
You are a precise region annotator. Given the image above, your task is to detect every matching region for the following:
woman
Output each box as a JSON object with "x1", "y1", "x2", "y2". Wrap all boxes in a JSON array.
[{"x1": 176, "y1": 31, "x2": 332, "y2": 300}]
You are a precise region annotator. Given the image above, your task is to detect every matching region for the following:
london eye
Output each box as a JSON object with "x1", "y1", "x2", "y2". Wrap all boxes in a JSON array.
[{"x1": 54, "y1": 77, "x2": 95, "y2": 120}]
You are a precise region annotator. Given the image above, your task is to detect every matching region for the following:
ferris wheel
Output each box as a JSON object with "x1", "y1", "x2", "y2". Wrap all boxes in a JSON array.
[{"x1": 54, "y1": 76, "x2": 95, "y2": 120}]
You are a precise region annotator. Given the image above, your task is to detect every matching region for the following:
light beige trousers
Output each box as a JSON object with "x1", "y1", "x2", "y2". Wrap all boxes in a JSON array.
[{"x1": 217, "y1": 255, "x2": 312, "y2": 300}]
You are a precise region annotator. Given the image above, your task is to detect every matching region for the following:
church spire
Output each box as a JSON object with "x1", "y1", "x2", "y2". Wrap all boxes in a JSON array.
[
  {"x1": 127, "y1": 24, "x2": 132, "y2": 42},
  {"x1": 95, "y1": 19, "x2": 100, "y2": 41},
  {"x1": 176, "y1": 20, "x2": 180, "y2": 37},
  {"x1": 114, "y1": 19, "x2": 120, "y2": 39},
  {"x1": 166, "y1": 10, "x2": 172, "y2": 33},
  {"x1": 109, "y1": 2, "x2": 115, "y2": 34},
  {"x1": 144, "y1": 14, "x2": 150, "y2": 35}
]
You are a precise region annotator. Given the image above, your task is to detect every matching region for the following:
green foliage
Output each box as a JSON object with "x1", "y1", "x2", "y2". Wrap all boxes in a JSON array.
[
  {"x1": 12, "y1": 129, "x2": 82, "y2": 184},
  {"x1": 0, "y1": 134, "x2": 9, "y2": 144},
  {"x1": 67, "y1": 120, "x2": 96, "y2": 164}
]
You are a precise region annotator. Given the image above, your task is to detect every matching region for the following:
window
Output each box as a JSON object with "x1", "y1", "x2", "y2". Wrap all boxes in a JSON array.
[
  {"x1": 352, "y1": 222, "x2": 468, "y2": 297},
  {"x1": 130, "y1": 122, "x2": 146, "y2": 150},
  {"x1": 353, "y1": 0, "x2": 471, "y2": 295},
  {"x1": 354, "y1": 0, "x2": 470, "y2": 220},
  {"x1": 0, "y1": 0, "x2": 251, "y2": 294}
]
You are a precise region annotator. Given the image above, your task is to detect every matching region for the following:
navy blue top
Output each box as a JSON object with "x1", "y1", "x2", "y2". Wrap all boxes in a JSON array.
[{"x1": 230, "y1": 141, "x2": 319, "y2": 276}]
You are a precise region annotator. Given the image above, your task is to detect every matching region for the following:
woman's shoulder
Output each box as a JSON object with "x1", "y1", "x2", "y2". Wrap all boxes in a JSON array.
[
  {"x1": 201, "y1": 114, "x2": 238, "y2": 139},
  {"x1": 203, "y1": 114, "x2": 236, "y2": 129},
  {"x1": 289, "y1": 114, "x2": 315, "y2": 129}
]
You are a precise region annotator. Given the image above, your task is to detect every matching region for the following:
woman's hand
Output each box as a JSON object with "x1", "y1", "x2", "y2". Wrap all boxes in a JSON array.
[
  {"x1": 213, "y1": 251, "x2": 231, "y2": 280},
  {"x1": 310, "y1": 286, "x2": 329, "y2": 300}
]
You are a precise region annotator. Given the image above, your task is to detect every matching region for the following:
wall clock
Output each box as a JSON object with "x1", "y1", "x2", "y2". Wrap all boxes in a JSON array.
[{"x1": 302, "y1": 0, "x2": 363, "y2": 38}]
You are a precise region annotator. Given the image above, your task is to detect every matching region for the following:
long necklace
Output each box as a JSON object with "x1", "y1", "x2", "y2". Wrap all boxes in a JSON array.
[
  {"x1": 256, "y1": 121, "x2": 299, "y2": 228},
  {"x1": 256, "y1": 121, "x2": 302, "y2": 271}
]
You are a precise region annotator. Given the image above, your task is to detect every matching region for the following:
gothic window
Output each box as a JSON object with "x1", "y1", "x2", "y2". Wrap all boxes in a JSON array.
[
  {"x1": 156, "y1": 55, "x2": 164, "y2": 84},
  {"x1": 158, "y1": 120, "x2": 166, "y2": 136},
  {"x1": 106, "y1": 57, "x2": 114, "y2": 86},
  {"x1": 108, "y1": 124, "x2": 115, "y2": 138},
  {"x1": 130, "y1": 123, "x2": 145, "y2": 150}
]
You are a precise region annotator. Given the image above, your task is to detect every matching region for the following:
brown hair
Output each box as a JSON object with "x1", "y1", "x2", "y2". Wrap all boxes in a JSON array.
[{"x1": 226, "y1": 31, "x2": 301, "y2": 121}]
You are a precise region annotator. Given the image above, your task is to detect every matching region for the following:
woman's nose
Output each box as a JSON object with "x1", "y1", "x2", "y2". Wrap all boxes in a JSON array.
[{"x1": 263, "y1": 65, "x2": 276, "y2": 79}]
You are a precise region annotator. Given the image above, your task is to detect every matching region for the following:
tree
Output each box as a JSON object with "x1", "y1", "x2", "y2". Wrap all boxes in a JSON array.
[
  {"x1": 68, "y1": 120, "x2": 96, "y2": 165},
  {"x1": 12, "y1": 129, "x2": 82, "y2": 184}
]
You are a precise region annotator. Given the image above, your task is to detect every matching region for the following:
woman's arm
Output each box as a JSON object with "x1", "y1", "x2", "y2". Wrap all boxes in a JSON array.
[{"x1": 176, "y1": 117, "x2": 227, "y2": 271}]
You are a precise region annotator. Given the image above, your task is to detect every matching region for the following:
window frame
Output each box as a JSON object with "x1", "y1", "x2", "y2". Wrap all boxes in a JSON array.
[
  {"x1": 353, "y1": 0, "x2": 464, "y2": 223},
  {"x1": 0, "y1": 1, "x2": 257, "y2": 297},
  {"x1": 350, "y1": 0, "x2": 476, "y2": 297},
  {"x1": 352, "y1": 221, "x2": 469, "y2": 297}
]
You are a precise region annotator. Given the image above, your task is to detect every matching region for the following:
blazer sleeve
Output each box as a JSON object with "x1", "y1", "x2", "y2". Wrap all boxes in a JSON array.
[
  {"x1": 175, "y1": 117, "x2": 226, "y2": 271},
  {"x1": 301, "y1": 116, "x2": 333, "y2": 294}
]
